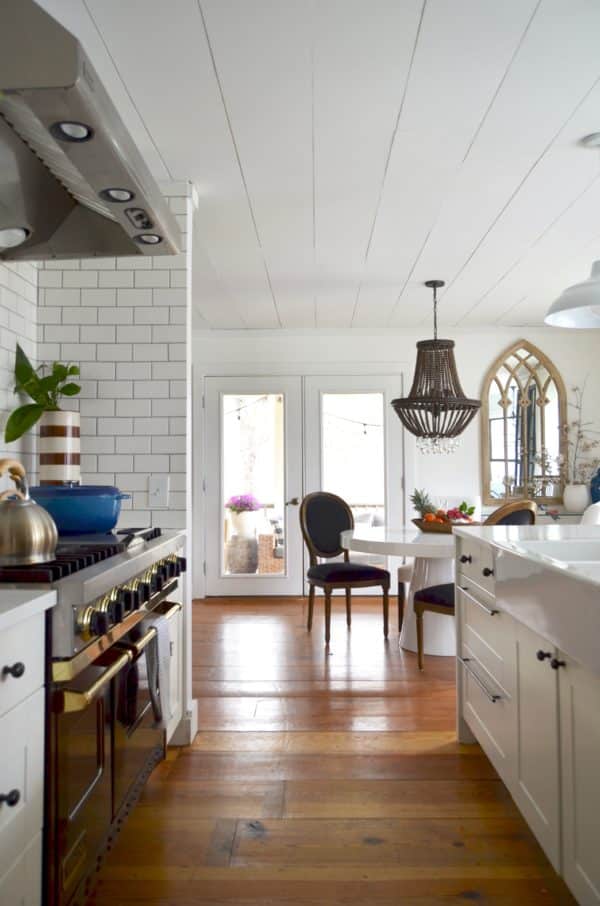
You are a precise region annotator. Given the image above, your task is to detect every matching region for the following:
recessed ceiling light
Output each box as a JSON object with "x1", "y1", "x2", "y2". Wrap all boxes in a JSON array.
[
  {"x1": 580, "y1": 133, "x2": 600, "y2": 149},
  {"x1": 135, "y1": 234, "x2": 162, "y2": 245},
  {"x1": 99, "y1": 188, "x2": 135, "y2": 203},
  {"x1": 51, "y1": 121, "x2": 94, "y2": 142},
  {"x1": 0, "y1": 227, "x2": 30, "y2": 249}
]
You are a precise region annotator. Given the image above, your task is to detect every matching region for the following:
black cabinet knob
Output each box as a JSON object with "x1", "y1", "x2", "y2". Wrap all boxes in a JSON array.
[
  {"x1": 460, "y1": 554, "x2": 472, "y2": 564},
  {"x1": 536, "y1": 650, "x2": 552, "y2": 661},
  {"x1": 551, "y1": 658, "x2": 566, "y2": 670},
  {"x1": 482, "y1": 567, "x2": 494, "y2": 577},
  {"x1": 2, "y1": 662, "x2": 25, "y2": 679},
  {"x1": 0, "y1": 789, "x2": 20, "y2": 807}
]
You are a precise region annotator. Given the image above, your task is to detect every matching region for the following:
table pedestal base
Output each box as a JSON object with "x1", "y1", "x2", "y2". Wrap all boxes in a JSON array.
[{"x1": 399, "y1": 556, "x2": 455, "y2": 656}]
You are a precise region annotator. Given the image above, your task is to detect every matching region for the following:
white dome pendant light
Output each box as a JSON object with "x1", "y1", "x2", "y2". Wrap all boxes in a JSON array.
[{"x1": 545, "y1": 260, "x2": 600, "y2": 328}]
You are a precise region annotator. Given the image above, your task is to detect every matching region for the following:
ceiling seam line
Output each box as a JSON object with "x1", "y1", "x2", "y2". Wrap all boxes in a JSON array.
[
  {"x1": 386, "y1": 0, "x2": 543, "y2": 327},
  {"x1": 196, "y1": 0, "x2": 282, "y2": 327},
  {"x1": 455, "y1": 170, "x2": 600, "y2": 326},
  {"x1": 350, "y1": 0, "x2": 427, "y2": 328},
  {"x1": 82, "y1": 0, "x2": 174, "y2": 181},
  {"x1": 425, "y1": 71, "x2": 600, "y2": 321}
]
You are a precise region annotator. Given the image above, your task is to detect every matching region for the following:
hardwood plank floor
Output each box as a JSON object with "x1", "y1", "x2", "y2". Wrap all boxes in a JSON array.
[{"x1": 91, "y1": 596, "x2": 574, "y2": 905}]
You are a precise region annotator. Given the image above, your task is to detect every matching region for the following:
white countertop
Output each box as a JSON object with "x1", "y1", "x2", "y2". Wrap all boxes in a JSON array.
[
  {"x1": 0, "y1": 588, "x2": 56, "y2": 632},
  {"x1": 341, "y1": 526, "x2": 455, "y2": 558}
]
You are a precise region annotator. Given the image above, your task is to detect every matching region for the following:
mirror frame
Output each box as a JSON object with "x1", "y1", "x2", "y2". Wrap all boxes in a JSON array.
[{"x1": 481, "y1": 339, "x2": 567, "y2": 506}]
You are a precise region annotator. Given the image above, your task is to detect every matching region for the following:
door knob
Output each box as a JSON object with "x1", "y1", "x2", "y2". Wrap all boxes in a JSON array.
[
  {"x1": 536, "y1": 650, "x2": 552, "y2": 661},
  {"x1": 286, "y1": 497, "x2": 300, "y2": 506}
]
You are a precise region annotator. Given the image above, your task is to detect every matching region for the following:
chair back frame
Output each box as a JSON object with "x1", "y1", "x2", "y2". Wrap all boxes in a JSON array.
[
  {"x1": 299, "y1": 491, "x2": 354, "y2": 566},
  {"x1": 484, "y1": 499, "x2": 537, "y2": 526}
]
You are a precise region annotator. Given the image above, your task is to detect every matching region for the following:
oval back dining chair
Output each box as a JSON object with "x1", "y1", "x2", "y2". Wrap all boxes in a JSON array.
[
  {"x1": 413, "y1": 499, "x2": 536, "y2": 669},
  {"x1": 299, "y1": 491, "x2": 390, "y2": 645}
]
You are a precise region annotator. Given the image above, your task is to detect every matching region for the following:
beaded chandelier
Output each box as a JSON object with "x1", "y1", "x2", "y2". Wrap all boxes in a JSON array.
[{"x1": 391, "y1": 280, "x2": 481, "y2": 454}]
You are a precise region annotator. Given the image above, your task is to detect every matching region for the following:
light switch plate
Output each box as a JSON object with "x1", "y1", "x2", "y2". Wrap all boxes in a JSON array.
[{"x1": 148, "y1": 475, "x2": 169, "y2": 509}]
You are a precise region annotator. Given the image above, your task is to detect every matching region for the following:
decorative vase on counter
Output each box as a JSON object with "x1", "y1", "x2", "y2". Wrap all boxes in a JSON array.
[
  {"x1": 563, "y1": 483, "x2": 591, "y2": 513},
  {"x1": 591, "y1": 469, "x2": 600, "y2": 504},
  {"x1": 39, "y1": 410, "x2": 80, "y2": 486},
  {"x1": 230, "y1": 510, "x2": 257, "y2": 539}
]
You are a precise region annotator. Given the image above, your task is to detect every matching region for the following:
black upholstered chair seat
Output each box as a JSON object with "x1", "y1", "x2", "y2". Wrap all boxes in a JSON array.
[
  {"x1": 307, "y1": 561, "x2": 390, "y2": 584},
  {"x1": 414, "y1": 583, "x2": 455, "y2": 608}
]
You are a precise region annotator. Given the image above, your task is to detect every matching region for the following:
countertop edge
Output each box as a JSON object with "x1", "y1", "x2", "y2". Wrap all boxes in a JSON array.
[{"x1": 0, "y1": 588, "x2": 57, "y2": 631}]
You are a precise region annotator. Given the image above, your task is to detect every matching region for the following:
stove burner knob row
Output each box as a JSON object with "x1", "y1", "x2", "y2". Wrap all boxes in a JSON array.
[{"x1": 89, "y1": 609, "x2": 110, "y2": 636}]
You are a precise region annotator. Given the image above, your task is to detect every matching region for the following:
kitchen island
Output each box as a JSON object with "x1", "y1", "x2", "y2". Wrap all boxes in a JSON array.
[{"x1": 453, "y1": 524, "x2": 600, "y2": 906}]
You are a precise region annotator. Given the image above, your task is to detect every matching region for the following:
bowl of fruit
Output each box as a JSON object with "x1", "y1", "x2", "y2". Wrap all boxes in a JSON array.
[{"x1": 410, "y1": 489, "x2": 478, "y2": 534}]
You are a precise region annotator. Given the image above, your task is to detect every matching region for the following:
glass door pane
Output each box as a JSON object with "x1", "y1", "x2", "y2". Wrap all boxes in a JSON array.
[{"x1": 222, "y1": 393, "x2": 285, "y2": 577}]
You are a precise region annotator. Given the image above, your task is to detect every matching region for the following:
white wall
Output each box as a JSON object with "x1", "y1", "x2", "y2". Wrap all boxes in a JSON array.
[
  {"x1": 193, "y1": 324, "x2": 600, "y2": 505},
  {"x1": 0, "y1": 261, "x2": 38, "y2": 484},
  {"x1": 37, "y1": 185, "x2": 192, "y2": 530}
]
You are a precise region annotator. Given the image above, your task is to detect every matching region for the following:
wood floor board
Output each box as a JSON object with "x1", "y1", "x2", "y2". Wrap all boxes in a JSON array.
[{"x1": 90, "y1": 597, "x2": 574, "y2": 905}]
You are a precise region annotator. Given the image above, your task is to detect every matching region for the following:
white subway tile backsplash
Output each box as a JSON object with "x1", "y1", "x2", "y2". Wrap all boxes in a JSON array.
[
  {"x1": 169, "y1": 417, "x2": 186, "y2": 434},
  {"x1": 117, "y1": 256, "x2": 153, "y2": 270},
  {"x1": 38, "y1": 308, "x2": 62, "y2": 325},
  {"x1": 133, "y1": 344, "x2": 168, "y2": 361},
  {"x1": 85, "y1": 436, "x2": 116, "y2": 454},
  {"x1": 152, "y1": 325, "x2": 184, "y2": 343},
  {"x1": 152, "y1": 288, "x2": 185, "y2": 307},
  {"x1": 38, "y1": 271, "x2": 62, "y2": 288},
  {"x1": 116, "y1": 325, "x2": 152, "y2": 344},
  {"x1": 169, "y1": 380, "x2": 187, "y2": 397},
  {"x1": 133, "y1": 380, "x2": 169, "y2": 398},
  {"x1": 170, "y1": 270, "x2": 186, "y2": 288},
  {"x1": 79, "y1": 257, "x2": 116, "y2": 270},
  {"x1": 43, "y1": 325, "x2": 79, "y2": 343},
  {"x1": 63, "y1": 271, "x2": 99, "y2": 288},
  {"x1": 115, "y1": 472, "x2": 148, "y2": 491},
  {"x1": 134, "y1": 454, "x2": 169, "y2": 472},
  {"x1": 80, "y1": 362, "x2": 116, "y2": 380},
  {"x1": 98, "y1": 454, "x2": 134, "y2": 472},
  {"x1": 116, "y1": 399, "x2": 151, "y2": 417},
  {"x1": 80, "y1": 325, "x2": 116, "y2": 343},
  {"x1": 168, "y1": 344, "x2": 186, "y2": 361},
  {"x1": 116, "y1": 288, "x2": 152, "y2": 307},
  {"x1": 134, "y1": 417, "x2": 168, "y2": 434},
  {"x1": 134, "y1": 307, "x2": 170, "y2": 325},
  {"x1": 152, "y1": 435, "x2": 185, "y2": 454},
  {"x1": 134, "y1": 270, "x2": 170, "y2": 288},
  {"x1": 152, "y1": 362, "x2": 185, "y2": 380},
  {"x1": 63, "y1": 306, "x2": 98, "y2": 324},
  {"x1": 98, "y1": 380, "x2": 133, "y2": 399},
  {"x1": 97, "y1": 417, "x2": 133, "y2": 435},
  {"x1": 81, "y1": 288, "x2": 117, "y2": 307},
  {"x1": 45, "y1": 288, "x2": 80, "y2": 307},
  {"x1": 116, "y1": 435, "x2": 151, "y2": 454},
  {"x1": 61, "y1": 343, "x2": 96, "y2": 360},
  {"x1": 98, "y1": 307, "x2": 133, "y2": 324},
  {"x1": 116, "y1": 362, "x2": 151, "y2": 381},
  {"x1": 152, "y1": 398, "x2": 185, "y2": 417},
  {"x1": 37, "y1": 343, "x2": 61, "y2": 360},
  {"x1": 170, "y1": 454, "x2": 186, "y2": 472},
  {"x1": 99, "y1": 271, "x2": 134, "y2": 288},
  {"x1": 96, "y1": 344, "x2": 133, "y2": 361},
  {"x1": 81, "y1": 399, "x2": 115, "y2": 417}
]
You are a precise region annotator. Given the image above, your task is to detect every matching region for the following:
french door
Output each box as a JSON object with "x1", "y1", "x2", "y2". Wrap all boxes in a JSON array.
[
  {"x1": 205, "y1": 376, "x2": 304, "y2": 595},
  {"x1": 204, "y1": 372, "x2": 409, "y2": 596}
]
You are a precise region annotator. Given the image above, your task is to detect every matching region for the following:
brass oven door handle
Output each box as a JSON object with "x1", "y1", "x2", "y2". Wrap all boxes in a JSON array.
[
  {"x1": 56, "y1": 650, "x2": 133, "y2": 714},
  {"x1": 117, "y1": 626, "x2": 157, "y2": 659},
  {"x1": 161, "y1": 601, "x2": 182, "y2": 621}
]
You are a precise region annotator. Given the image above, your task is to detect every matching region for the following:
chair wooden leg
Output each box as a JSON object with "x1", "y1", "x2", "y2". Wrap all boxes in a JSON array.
[
  {"x1": 324, "y1": 587, "x2": 332, "y2": 645},
  {"x1": 345, "y1": 588, "x2": 351, "y2": 627},
  {"x1": 416, "y1": 607, "x2": 424, "y2": 670},
  {"x1": 398, "y1": 582, "x2": 405, "y2": 633},
  {"x1": 382, "y1": 585, "x2": 389, "y2": 639},
  {"x1": 307, "y1": 584, "x2": 315, "y2": 631}
]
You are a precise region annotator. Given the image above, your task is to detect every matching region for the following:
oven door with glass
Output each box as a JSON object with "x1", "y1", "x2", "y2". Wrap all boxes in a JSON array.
[{"x1": 47, "y1": 648, "x2": 129, "y2": 906}]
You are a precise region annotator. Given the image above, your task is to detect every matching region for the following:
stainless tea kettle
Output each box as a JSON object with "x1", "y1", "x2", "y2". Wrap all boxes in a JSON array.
[{"x1": 0, "y1": 459, "x2": 58, "y2": 566}]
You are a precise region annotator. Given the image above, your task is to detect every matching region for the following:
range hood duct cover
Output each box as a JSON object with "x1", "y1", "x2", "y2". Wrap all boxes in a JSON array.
[{"x1": 0, "y1": 0, "x2": 181, "y2": 260}]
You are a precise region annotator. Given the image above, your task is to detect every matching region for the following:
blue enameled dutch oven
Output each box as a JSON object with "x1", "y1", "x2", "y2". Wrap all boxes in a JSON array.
[{"x1": 29, "y1": 485, "x2": 131, "y2": 535}]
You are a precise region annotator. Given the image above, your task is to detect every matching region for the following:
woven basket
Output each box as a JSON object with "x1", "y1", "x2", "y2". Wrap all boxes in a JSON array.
[{"x1": 412, "y1": 518, "x2": 480, "y2": 534}]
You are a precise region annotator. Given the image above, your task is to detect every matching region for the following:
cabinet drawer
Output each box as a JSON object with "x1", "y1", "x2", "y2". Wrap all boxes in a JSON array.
[
  {"x1": 0, "y1": 688, "x2": 45, "y2": 880},
  {"x1": 460, "y1": 645, "x2": 515, "y2": 785},
  {"x1": 0, "y1": 613, "x2": 44, "y2": 719},
  {"x1": 457, "y1": 584, "x2": 514, "y2": 692},
  {"x1": 456, "y1": 537, "x2": 495, "y2": 594},
  {"x1": 0, "y1": 832, "x2": 41, "y2": 906}
]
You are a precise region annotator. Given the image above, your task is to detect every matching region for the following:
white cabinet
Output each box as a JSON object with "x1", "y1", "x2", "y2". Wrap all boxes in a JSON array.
[
  {"x1": 0, "y1": 597, "x2": 53, "y2": 906},
  {"x1": 165, "y1": 602, "x2": 183, "y2": 743},
  {"x1": 513, "y1": 622, "x2": 560, "y2": 869},
  {"x1": 560, "y1": 658, "x2": 600, "y2": 905}
]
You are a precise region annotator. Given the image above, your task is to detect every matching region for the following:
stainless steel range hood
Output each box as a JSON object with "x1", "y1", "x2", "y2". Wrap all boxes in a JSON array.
[{"x1": 0, "y1": 0, "x2": 181, "y2": 260}]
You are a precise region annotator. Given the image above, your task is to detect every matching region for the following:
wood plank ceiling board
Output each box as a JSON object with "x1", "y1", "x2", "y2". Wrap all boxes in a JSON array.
[
  {"x1": 82, "y1": 0, "x2": 279, "y2": 328},
  {"x1": 312, "y1": 0, "x2": 423, "y2": 328},
  {"x1": 352, "y1": 0, "x2": 540, "y2": 329},
  {"x1": 406, "y1": 0, "x2": 600, "y2": 329},
  {"x1": 200, "y1": 0, "x2": 314, "y2": 330}
]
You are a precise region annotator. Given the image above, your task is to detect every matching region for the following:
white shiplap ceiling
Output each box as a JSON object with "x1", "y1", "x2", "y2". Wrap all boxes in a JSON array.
[{"x1": 37, "y1": 1, "x2": 600, "y2": 329}]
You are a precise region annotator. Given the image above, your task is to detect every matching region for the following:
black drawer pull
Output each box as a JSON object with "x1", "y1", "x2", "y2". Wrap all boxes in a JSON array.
[
  {"x1": 551, "y1": 658, "x2": 566, "y2": 670},
  {"x1": 536, "y1": 650, "x2": 552, "y2": 661},
  {"x1": 460, "y1": 554, "x2": 472, "y2": 564},
  {"x1": 482, "y1": 567, "x2": 494, "y2": 578},
  {"x1": 0, "y1": 789, "x2": 20, "y2": 807},
  {"x1": 2, "y1": 662, "x2": 25, "y2": 679}
]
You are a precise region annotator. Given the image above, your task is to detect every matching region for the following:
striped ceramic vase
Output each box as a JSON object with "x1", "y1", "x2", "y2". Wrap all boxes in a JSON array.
[{"x1": 39, "y1": 410, "x2": 81, "y2": 485}]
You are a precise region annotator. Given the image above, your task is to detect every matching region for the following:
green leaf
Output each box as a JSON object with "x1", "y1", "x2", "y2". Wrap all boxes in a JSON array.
[
  {"x1": 4, "y1": 404, "x2": 44, "y2": 443},
  {"x1": 51, "y1": 363, "x2": 69, "y2": 382},
  {"x1": 60, "y1": 382, "x2": 81, "y2": 396},
  {"x1": 38, "y1": 374, "x2": 60, "y2": 393},
  {"x1": 67, "y1": 364, "x2": 80, "y2": 376},
  {"x1": 14, "y1": 344, "x2": 36, "y2": 388}
]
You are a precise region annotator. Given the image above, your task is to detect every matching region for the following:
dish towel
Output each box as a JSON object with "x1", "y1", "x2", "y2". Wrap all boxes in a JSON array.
[{"x1": 138, "y1": 613, "x2": 172, "y2": 728}]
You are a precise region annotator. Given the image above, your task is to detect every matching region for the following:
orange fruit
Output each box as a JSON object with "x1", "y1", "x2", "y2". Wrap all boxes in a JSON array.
[{"x1": 423, "y1": 513, "x2": 436, "y2": 522}]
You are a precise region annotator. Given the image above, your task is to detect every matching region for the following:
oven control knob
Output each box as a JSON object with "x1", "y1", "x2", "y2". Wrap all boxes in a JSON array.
[
  {"x1": 139, "y1": 582, "x2": 151, "y2": 603},
  {"x1": 112, "y1": 593, "x2": 125, "y2": 622},
  {"x1": 124, "y1": 589, "x2": 141, "y2": 611},
  {"x1": 153, "y1": 571, "x2": 164, "y2": 592},
  {"x1": 90, "y1": 610, "x2": 110, "y2": 636},
  {"x1": 177, "y1": 556, "x2": 187, "y2": 574}
]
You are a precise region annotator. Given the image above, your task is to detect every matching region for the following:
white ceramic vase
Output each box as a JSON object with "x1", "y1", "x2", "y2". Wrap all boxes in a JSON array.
[
  {"x1": 563, "y1": 483, "x2": 591, "y2": 513},
  {"x1": 39, "y1": 410, "x2": 81, "y2": 485},
  {"x1": 230, "y1": 510, "x2": 257, "y2": 538}
]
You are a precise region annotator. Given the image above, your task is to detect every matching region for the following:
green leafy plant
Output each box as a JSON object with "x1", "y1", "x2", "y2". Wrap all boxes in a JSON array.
[
  {"x1": 410, "y1": 488, "x2": 436, "y2": 518},
  {"x1": 4, "y1": 344, "x2": 80, "y2": 443}
]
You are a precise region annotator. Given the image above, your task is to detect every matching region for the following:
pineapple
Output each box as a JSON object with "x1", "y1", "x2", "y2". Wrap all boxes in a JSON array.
[{"x1": 410, "y1": 488, "x2": 437, "y2": 518}]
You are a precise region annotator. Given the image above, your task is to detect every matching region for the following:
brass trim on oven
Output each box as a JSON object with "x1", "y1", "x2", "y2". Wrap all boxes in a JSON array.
[
  {"x1": 116, "y1": 626, "x2": 157, "y2": 659},
  {"x1": 53, "y1": 579, "x2": 178, "y2": 682},
  {"x1": 161, "y1": 601, "x2": 182, "y2": 621},
  {"x1": 55, "y1": 650, "x2": 133, "y2": 714}
]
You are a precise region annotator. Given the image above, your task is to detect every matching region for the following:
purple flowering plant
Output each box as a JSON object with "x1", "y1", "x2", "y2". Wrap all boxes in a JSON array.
[{"x1": 225, "y1": 493, "x2": 262, "y2": 513}]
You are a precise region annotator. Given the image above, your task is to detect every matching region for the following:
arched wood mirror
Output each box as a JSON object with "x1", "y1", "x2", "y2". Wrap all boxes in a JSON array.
[{"x1": 481, "y1": 340, "x2": 566, "y2": 505}]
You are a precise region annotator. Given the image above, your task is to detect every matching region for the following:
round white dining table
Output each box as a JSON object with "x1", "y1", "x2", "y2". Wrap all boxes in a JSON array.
[{"x1": 340, "y1": 526, "x2": 456, "y2": 657}]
